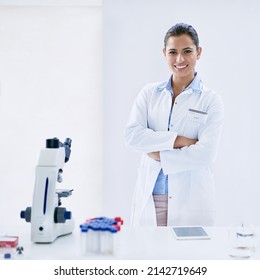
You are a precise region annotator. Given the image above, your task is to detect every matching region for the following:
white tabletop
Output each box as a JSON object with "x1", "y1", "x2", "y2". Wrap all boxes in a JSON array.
[{"x1": 1, "y1": 223, "x2": 259, "y2": 260}]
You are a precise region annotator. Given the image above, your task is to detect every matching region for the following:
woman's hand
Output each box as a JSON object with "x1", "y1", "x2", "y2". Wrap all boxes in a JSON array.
[
  {"x1": 174, "y1": 136, "x2": 197, "y2": 148},
  {"x1": 147, "y1": 151, "x2": 160, "y2": 161}
]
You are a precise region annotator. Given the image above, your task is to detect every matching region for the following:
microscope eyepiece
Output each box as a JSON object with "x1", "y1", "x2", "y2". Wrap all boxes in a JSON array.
[
  {"x1": 45, "y1": 137, "x2": 72, "y2": 163},
  {"x1": 46, "y1": 138, "x2": 60, "y2": 149},
  {"x1": 64, "y1": 138, "x2": 72, "y2": 148},
  {"x1": 63, "y1": 138, "x2": 72, "y2": 163}
]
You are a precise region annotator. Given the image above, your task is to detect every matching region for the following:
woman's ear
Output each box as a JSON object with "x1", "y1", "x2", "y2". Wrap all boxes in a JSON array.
[
  {"x1": 163, "y1": 48, "x2": 166, "y2": 57},
  {"x1": 197, "y1": 47, "x2": 202, "y2": 59}
]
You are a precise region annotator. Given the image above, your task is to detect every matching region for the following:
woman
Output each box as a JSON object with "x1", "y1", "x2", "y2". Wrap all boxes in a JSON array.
[{"x1": 125, "y1": 23, "x2": 224, "y2": 227}]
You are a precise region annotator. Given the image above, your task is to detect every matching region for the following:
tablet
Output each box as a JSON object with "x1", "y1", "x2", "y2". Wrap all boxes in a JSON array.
[{"x1": 171, "y1": 226, "x2": 210, "y2": 240}]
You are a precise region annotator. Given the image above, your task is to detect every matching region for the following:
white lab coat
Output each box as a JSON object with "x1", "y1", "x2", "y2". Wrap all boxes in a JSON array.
[{"x1": 125, "y1": 79, "x2": 224, "y2": 226}]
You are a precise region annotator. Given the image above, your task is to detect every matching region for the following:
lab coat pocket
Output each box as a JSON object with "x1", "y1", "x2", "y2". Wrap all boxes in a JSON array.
[
  {"x1": 187, "y1": 109, "x2": 208, "y2": 124},
  {"x1": 183, "y1": 109, "x2": 208, "y2": 139}
]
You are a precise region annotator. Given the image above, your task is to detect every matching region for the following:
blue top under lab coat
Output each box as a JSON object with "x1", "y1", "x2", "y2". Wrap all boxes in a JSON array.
[{"x1": 152, "y1": 73, "x2": 201, "y2": 195}]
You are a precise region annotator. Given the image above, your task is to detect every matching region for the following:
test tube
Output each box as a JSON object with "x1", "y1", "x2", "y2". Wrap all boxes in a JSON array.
[{"x1": 80, "y1": 217, "x2": 123, "y2": 255}]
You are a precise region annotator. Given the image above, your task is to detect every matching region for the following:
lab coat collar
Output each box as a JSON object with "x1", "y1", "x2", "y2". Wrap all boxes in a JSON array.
[{"x1": 157, "y1": 72, "x2": 202, "y2": 95}]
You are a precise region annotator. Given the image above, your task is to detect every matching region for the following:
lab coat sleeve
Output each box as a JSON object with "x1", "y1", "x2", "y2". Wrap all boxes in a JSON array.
[
  {"x1": 124, "y1": 85, "x2": 177, "y2": 153},
  {"x1": 160, "y1": 93, "x2": 224, "y2": 174}
]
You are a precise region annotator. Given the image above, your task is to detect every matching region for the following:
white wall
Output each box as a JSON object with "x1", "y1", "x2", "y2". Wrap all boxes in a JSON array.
[
  {"x1": 103, "y1": 0, "x2": 260, "y2": 226},
  {"x1": 0, "y1": 2, "x2": 102, "y2": 228},
  {"x1": 1, "y1": 0, "x2": 260, "y2": 231}
]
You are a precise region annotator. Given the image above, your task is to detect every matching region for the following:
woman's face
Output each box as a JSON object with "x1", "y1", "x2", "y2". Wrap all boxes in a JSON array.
[{"x1": 163, "y1": 34, "x2": 202, "y2": 79}]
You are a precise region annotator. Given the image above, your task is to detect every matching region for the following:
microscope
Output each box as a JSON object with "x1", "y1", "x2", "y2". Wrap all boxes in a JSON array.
[{"x1": 20, "y1": 137, "x2": 75, "y2": 243}]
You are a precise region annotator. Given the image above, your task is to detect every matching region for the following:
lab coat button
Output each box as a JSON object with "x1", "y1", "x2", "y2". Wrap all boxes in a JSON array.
[{"x1": 169, "y1": 196, "x2": 172, "y2": 199}]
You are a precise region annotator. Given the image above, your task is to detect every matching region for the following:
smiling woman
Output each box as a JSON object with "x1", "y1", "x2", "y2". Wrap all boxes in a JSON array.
[
  {"x1": 163, "y1": 24, "x2": 202, "y2": 95},
  {"x1": 124, "y1": 23, "x2": 224, "y2": 227}
]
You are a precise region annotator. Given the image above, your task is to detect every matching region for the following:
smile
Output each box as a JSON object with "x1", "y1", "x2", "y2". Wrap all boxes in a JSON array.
[{"x1": 174, "y1": 65, "x2": 188, "y2": 69}]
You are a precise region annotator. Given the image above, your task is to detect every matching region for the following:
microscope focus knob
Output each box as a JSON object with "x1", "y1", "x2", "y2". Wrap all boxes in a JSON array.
[
  {"x1": 64, "y1": 211, "x2": 72, "y2": 220},
  {"x1": 54, "y1": 207, "x2": 72, "y2": 223},
  {"x1": 20, "y1": 207, "x2": 32, "y2": 223}
]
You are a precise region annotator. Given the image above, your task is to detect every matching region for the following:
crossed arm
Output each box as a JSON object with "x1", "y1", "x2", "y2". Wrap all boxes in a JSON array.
[
  {"x1": 125, "y1": 86, "x2": 224, "y2": 171},
  {"x1": 147, "y1": 136, "x2": 197, "y2": 161}
]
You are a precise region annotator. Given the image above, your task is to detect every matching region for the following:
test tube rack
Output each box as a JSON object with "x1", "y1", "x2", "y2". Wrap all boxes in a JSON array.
[{"x1": 80, "y1": 216, "x2": 123, "y2": 255}]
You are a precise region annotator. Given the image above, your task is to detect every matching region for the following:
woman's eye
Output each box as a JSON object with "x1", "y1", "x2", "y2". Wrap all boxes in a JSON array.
[
  {"x1": 184, "y1": 49, "x2": 192, "y2": 54},
  {"x1": 169, "y1": 51, "x2": 177, "y2": 55}
]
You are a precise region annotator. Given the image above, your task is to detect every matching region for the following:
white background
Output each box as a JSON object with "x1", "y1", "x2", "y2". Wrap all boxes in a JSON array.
[
  {"x1": 103, "y1": 0, "x2": 260, "y2": 226},
  {"x1": 0, "y1": 0, "x2": 102, "y2": 228},
  {"x1": 1, "y1": 0, "x2": 260, "y2": 232},
  {"x1": 0, "y1": 1, "x2": 259, "y2": 275}
]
